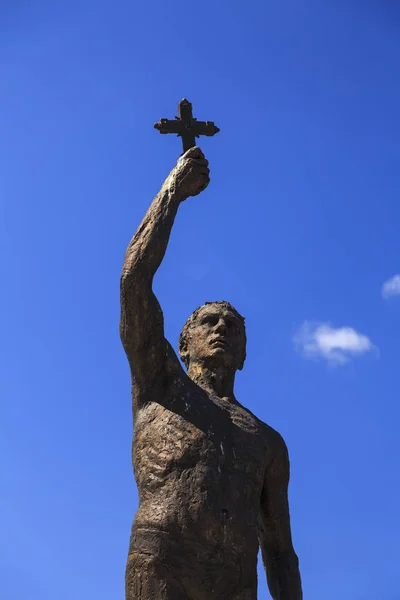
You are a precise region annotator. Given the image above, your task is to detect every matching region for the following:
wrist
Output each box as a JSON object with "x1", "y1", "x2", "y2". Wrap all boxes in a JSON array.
[{"x1": 161, "y1": 175, "x2": 187, "y2": 204}]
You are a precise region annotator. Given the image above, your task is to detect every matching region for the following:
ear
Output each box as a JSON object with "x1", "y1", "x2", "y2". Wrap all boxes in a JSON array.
[
  {"x1": 237, "y1": 341, "x2": 247, "y2": 371},
  {"x1": 237, "y1": 355, "x2": 246, "y2": 371},
  {"x1": 179, "y1": 337, "x2": 190, "y2": 369}
]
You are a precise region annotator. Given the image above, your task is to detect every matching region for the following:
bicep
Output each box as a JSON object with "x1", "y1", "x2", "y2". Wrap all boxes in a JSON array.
[
  {"x1": 120, "y1": 274, "x2": 167, "y2": 387},
  {"x1": 259, "y1": 438, "x2": 294, "y2": 555}
]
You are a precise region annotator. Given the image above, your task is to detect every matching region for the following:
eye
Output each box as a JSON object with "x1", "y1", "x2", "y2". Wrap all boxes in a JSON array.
[
  {"x1": 226, "y1": 319, "x2": 238, "y2": 331},
  {"x1": 202, "y1": 316, "x2": 218, "y2": 326}
]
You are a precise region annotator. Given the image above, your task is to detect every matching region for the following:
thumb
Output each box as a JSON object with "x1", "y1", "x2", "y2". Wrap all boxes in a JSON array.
[{"x1": 182, "y1": 146, "x2": 204, "y2": 160}]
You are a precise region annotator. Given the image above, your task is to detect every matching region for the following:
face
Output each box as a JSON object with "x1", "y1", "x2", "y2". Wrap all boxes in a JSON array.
[{"x1": 185, "y1": 305, "x2": 246, "y2": 371}]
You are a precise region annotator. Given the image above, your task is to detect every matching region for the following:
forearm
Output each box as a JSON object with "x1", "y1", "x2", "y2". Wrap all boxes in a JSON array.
[
  {"x1": 122, "y1": 147, "x2": 209, "y2": 283},
  {"x1": 263, "y1": 549, "x2": 302, "y2": 600},
  {"x1": 122, "y1": 180, "x2": 181, "y2": 283}
]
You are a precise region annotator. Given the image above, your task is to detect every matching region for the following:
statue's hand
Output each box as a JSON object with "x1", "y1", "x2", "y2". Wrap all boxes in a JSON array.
[{"x1": 166, "y1": 147, "x2": 210, "y2": 201}]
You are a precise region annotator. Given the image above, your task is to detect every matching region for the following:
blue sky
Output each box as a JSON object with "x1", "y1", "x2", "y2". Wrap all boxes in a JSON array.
[{"x1": 1, "y1": 1, "x2": 400, "y2": 598}]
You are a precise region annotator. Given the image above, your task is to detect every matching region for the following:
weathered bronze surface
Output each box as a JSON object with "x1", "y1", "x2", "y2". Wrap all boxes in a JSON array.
[
  {"x1": 154, "y1": 99, "x2": 220, "y2": 153},
  {"x1": 120, "y1": 144, "x2": 302, "y2": 599}
]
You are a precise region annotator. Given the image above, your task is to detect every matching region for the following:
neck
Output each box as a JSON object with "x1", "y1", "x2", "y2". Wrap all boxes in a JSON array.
[{"x1": 187, "y1": 362, "x2": 236, "y2": 400}]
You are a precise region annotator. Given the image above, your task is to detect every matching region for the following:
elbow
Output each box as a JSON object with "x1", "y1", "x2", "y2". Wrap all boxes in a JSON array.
[
  {"x1": 277, "y1": 547, "x2": 299, "y2": 569},
  {"x1": 121, "y1": 242, "x2": 153, "y2": 286},
  {"x1": 261, "y1": 540, "x2": 300, "y2": 577},
  {"x1": 121, "y1": 241, "x2": 143, "y2": 280},
  {"x1": 120, "y1": 266, "x2": 136, "y2": 286},
  {"x1": 264, "y1": 548, "x2": 302, "y2": 600},
  {"x1": 120, "y1": 260, "x2": 150, "y2": 287},
  {"x1": 121, "y1": 249, "x2": 141, "y2": 280}
]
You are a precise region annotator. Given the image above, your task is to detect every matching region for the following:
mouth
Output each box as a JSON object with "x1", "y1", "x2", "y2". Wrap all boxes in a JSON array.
[{"x1": 211, "y1": 338, "x2": 228, "y2": 348}]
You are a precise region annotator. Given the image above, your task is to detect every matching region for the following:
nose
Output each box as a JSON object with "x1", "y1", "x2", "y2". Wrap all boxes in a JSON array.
[{"x1": 215, "y1": 319, "x2": 226, "y2": 334}]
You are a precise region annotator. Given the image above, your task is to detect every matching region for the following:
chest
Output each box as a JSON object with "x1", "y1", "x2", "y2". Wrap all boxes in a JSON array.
[{"x1": 133, "y1": 387, "x2": 268, "y2": 484}]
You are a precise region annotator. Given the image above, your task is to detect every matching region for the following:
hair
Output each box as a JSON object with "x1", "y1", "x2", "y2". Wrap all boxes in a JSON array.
[{"x1": 178, "y1": 301, "x2": 246, "y2": 369}]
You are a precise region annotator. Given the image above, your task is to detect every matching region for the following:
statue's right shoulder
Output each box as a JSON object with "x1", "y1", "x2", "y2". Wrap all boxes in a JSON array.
[
  {"x1": 131, "y1": 338, "x2": 187, "y2": 396},
  {"x1": 165, "y1": 340, "x2": 188, "y2": 380}
]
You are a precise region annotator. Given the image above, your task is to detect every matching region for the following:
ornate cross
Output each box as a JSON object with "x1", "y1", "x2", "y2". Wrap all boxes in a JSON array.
[{"x1": 154, "y1": 99, "x2": 220, "y2": 153}]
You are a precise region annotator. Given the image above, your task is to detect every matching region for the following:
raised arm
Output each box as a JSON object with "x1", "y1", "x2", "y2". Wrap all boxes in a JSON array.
[
  {"x1": 259, "y1": 435, "x2": 302, "y2": 600},
  {"x1": 120, "y1": 147, "x2": 210, "y2": 407}
]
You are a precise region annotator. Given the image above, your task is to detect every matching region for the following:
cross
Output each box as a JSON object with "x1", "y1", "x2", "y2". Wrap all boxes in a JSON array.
[{"x1": 154, "y1": 99, "x2": 220, "y2": 154}]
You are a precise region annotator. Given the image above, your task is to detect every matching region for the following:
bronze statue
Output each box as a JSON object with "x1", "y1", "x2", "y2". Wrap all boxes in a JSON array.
[{"x1": 120, "y1": 104, "x2": 302, "y2": 599}]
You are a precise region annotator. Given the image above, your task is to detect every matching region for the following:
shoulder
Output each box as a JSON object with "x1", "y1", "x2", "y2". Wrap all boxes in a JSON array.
[
  {"x1": 238, "y1": 405, "x2": 289, "y2": 460},
  {"x1": 164, "y1": 340, "x2": 190, "y2": 384},
  {"x1": 258, "y1": 419, "x2": 287, "y2": 449},
  {"x1": 131, "y1": 340, "x2": 189, "y2": 409},
  {"x1": 259, "y1": 421, "x2": 290, "y2": 470},
  {"x1": 128, "y1": 339, "x2": 186, "y2": 387}
]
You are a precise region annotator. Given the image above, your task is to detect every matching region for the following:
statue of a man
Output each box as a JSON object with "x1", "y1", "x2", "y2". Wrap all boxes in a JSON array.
[{"x1": 120, "y1": 147, "x2": 302, "y2": 600}]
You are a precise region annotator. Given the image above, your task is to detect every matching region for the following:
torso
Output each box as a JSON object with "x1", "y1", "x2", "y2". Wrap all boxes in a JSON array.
[{"x1": 131, "y1": 372, "x2": 275, "y2": 558}]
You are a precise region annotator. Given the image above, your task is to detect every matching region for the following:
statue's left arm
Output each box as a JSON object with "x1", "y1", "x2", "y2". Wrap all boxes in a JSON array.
[{"x1": 259, "y1": 435, "x2": 302, "y2": 600}]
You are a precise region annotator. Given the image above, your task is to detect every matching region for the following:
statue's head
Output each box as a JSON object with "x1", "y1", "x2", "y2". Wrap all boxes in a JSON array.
[{"x1": 179, "y1": 301, "x2": 246, "y2": 372}]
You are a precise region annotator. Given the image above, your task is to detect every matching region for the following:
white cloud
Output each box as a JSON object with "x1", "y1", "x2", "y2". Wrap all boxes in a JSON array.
[
  {"x1": 382, "y1": 275, "x2": 400, "y2": 299},
  {"x1": 294, "y1": 322, "x2": 376, "y2": 366}
]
